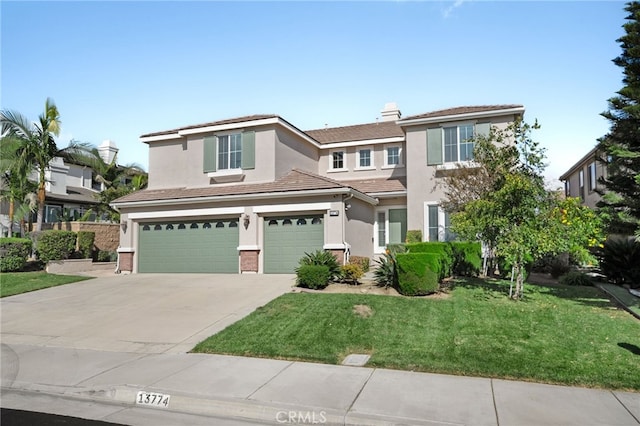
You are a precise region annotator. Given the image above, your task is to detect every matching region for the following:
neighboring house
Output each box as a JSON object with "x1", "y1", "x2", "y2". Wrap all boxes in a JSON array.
[
  {"x1": 559, "y1": 147, "x2": 606, "y2": 209},
  {"x1": 111, "y1": 103, "x2": 525, "y2": 274},
  {"x1": 0, "y1": 140, "x2": 119, "y2": 235}
]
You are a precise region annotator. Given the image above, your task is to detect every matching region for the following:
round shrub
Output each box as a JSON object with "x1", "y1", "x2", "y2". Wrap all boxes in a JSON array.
[
  {"x1": 77, "y1": 231, "x2": 95, "y2": 259},
  {"x1": 35, "y1": 231, "x2": 76, "y2": 262},
  {"x1": 396, "y1": 253, "x2": 440, "y2": 296},
  {"x1": 297, "y1": 250, "x2": 341, "y2": 280},
  {"x1": 0, "y1": 238, "x2": 32, "y2": 272},
  {"x1": 342, "y1": 263, "x2": 364, "y2": 284},
  {"x1": 296, "y1": 265, "x2": 331, "y2": 289}
]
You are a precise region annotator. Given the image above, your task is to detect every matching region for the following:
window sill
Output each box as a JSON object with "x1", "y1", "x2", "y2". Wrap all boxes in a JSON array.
[
  {"x1": 208, "y1": 168, "x2": 245, "y2": 183},
  {"x1": 355, "y1": 166, "x2": 376, "y2": 171},
  {"x1": 381, "y1": 164, "x2": 404, "y2": 170},
  {"x1": 327, "y1": 168, "x2": 348, "y2": 173},
  {"x1": 436, "y1": 161, "x2": 478, "y2": 170}
]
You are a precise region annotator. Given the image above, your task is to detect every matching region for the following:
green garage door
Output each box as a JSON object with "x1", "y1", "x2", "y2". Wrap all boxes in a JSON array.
[
  {"x1": 138, "y1": 219, "x2": 239, "y2": 273},
  {"x1": 264, "y1": 215, "x2": 324, "y2": 273}
]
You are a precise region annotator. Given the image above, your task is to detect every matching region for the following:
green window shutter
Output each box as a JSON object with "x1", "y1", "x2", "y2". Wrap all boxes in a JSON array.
[
  {"x1": 241, "y1": 131, "x2": 255, "y2": 170},
  {"x1": 203, "y1": 136, "x2": 217, "y2": 173},
  {"x1": 427, "y1": 128, "x2": 443, "y2": 166},
  {"x1": 475, "y1": 122, "x2": 491, "y2": 138}
]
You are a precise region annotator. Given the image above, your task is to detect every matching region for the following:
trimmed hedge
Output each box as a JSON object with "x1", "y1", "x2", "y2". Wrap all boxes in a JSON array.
[
  {"x1": 36, "y1": 231, "x2": 77, "y2": 262},
  {"x1": 396, "y1": 253, "x2": 440, "y2": 296},
  {"x1": 405, "y1": 242, "x2": 453, "y2": 279},
  {"x1": 77, "y1": 231, "x2": 95, "y2": 259},
  {"x1": 0, "y1": 238, "x2": 32, "y2": 272},
  {"x1": 296, "y1": 265, "x2": 331, "y2": 289},
  {"x1": 450, "y1": 242, "x2": 482, "y2": 276}
]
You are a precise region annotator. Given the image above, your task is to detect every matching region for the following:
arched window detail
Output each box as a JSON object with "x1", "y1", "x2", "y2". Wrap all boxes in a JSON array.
[
  {"x1": 190, "y1": 223, "x2": 199, "y2": 229},
  {"x1": 203, "y1": 223, "x2": 212, "y2": 229},
  {"x1": 297, "y1": 218, "x2": 307, "y2": 226},
  {"x1": 154, "y1": 224, "x2": 162, "y2": 231},
  {"x1": 166, "y1": 224, "x2": 174, "y2": 230},
  {"x1": 311, "y1": 217, "x2": 322, "y2": 225},
  {"x1": 268, "y1": 220, "x2": 278, "y2": 226},
  {"x1": 215, "y1": 222, "x2": 225, "y2": 228},
  {"x1": 142, "y1": 225, "x2": 150, "y2": 231},
  {"x1": 178, "y1": 223, "x2": 186, "y2": 230},
  {"x1": 229, "y1": 221, "x2": 238, "y2": 228},
  {"x1": 282, "y1": 219, "x2": 292, "y2": 226}
]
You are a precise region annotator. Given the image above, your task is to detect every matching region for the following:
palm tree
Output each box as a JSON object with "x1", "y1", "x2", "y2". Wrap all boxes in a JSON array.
[{"x1": 0, "y1": 98, "x2": 83, "y2": 232}]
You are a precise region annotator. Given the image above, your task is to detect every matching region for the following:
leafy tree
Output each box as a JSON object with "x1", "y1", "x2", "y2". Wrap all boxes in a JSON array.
[
  {"x1": 445, "y1": 120, "x2": 603, "y2": 299},
  {"x1": 0, "y1": 138, "x2": 38, "y2": 237},
  {"x1": 596, "y1": 2, "x2": 640, "y2": 240},
  {"x1": 0, "y1": 98, "x2": 85, "y2": 231}
]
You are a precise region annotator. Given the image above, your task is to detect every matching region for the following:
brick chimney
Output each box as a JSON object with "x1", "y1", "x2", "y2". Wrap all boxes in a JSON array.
[{"x1": 381, "y1": 102, "x2": 401, "y2": 122}]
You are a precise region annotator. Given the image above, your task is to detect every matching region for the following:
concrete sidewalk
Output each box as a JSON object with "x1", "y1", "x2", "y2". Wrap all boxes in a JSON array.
[{"x1": 2, "y1": 343, "x2": 638, "y2": 426}]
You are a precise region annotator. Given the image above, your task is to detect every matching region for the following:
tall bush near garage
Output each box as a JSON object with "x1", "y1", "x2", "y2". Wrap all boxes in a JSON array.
[
  {"x1": 77, "y1": 231, "x2": 95, "y2": 259},
  {"x1": 395, "y1": 253, "x2": 440, "y2": 296},
  {"x1": 0, "y1": 237, "x2": 32, "y2": 272},
  {"x1": 36, "y1": 230, "x2": 76, "y2": 262}
]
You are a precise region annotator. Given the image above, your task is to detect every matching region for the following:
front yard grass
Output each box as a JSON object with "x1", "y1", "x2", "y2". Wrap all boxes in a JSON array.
[
  {"x1": 0, "y1": 272, "x2": 92, "y2": 298},
  {"x1": 193, "y1": 278, "x2": 640, "y2": 391}
]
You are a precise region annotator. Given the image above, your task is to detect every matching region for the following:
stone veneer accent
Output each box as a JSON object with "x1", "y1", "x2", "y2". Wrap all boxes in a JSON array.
[
  {"x1": 118, "y1": 251, "x2": 134, "y2": 273},
  {"x1": 240, "y1": 250, "x2": 259, "y2": 273},
  {"x1": 328, "y1": 249, "x2": 345, "y2": 265}
]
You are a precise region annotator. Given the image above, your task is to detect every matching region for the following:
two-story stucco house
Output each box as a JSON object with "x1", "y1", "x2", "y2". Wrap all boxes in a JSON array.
[
  {"x1": 559, "y1": 147, "x2": 607, "y2": 209},
  {"x1": 111, "y1": 103, "x2": 525, "y2": 274}
]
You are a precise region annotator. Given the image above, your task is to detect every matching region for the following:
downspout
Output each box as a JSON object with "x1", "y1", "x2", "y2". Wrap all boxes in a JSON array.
[{"x1": 342, "y1": 193, "x2": 354, "y2": 264}]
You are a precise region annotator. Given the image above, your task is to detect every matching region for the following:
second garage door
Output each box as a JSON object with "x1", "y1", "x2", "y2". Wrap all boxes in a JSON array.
[
  {"x1": 263, "y1": 215, "x2": 324, "y2": 273},
  {"x1": 138, "y1": 219, "x2": 239, "y2": 273}
]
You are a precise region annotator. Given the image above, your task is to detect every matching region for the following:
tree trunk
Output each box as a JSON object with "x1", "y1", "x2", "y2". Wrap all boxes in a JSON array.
[
  {"x1": 35, "y1": 176, "x2": 46, "y2": 232},
  {"x1": 8, "y1": 199, "x2": 14, "y2": 238}
]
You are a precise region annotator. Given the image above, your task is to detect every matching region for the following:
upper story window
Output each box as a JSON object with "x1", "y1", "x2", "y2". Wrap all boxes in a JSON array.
[
  {"x1": 217, "y1": 133, "x2": 242, "y2": 170},
  {"x1": 330, "y1": 150, "x2": 345, "y2": 171},
  {"x1": 565, "y1": 180, "x2": 571, "y2": 197},
  {"x1": 444, "y1": 124, "x2": 474, "y2": 163},
  {"x1": 357, "y1": 147, "x2": 374, "y2": 169},
  {"x1": 579, "y1": 169, "x2": 585, "y2": 200},
  {"x1": 384, "y1": 144, "x2": 403, "y2": 168},
  {"x1": 588, "y1": 162, "x2": 597, "y2": 192}
]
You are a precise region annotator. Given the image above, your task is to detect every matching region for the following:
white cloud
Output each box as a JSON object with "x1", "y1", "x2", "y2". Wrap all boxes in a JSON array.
[{"x1": 443, "y1": 0, "x2": 465, "y2": 18}]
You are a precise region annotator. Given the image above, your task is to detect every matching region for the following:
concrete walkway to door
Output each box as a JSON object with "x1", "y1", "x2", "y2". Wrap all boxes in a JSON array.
[{"x1": 0, "y1": 273, "x2": 295, "y2": 354}]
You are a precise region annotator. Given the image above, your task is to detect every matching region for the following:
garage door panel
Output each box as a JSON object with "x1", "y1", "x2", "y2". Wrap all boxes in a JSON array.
[
  {"x1": 264, "y1": 216, "x2": 324, "y2": 274},
  {"x1": 138, "y1": 220, "x2": 238, "y2": 273}
]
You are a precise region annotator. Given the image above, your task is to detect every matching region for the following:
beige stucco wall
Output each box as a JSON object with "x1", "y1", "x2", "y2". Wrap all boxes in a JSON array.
[
  {"x1": 404, "y1": 114, "x2": 517, "y2": 237},
  {"x1": 563, "y1": 158, "x2": 606, "y2": 209},
  {"x1": 344, "y1": 197, "x2": 375, "y2": 259},
  {"x1": 274, "y1": 128, "x2": 319, "y2": 178},
  {"x1": 318, "y1": 145, "x2": 406, "y2": 181}
]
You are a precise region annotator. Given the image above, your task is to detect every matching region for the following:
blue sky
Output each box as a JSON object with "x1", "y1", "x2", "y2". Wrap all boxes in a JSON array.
[{"x1": 1, "y1": 1, "x2": 628, "y2": 186}]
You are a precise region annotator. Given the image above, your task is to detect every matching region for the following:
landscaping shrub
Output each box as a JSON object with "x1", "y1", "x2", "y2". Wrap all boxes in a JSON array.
[
  {"x1": 373, "y1": 251, "x2": 397, "y2": 288},
  {"x1": 296, "y1": 265, "x2": 331, "y2": 289},
  {"x1": 450, "y1": 242, "x2": 482, "y2": 276},
  {"x1": 599, "y1": 239, "x2": 640, "y2": 288},
  {"x1": 386, "y1": 243, "x2": 407, "y2": 254},
  {"x1": 395, "y1": 253, "x2": 440, "y2": 296},
  {"x1": 404, "y1": 242, "x2": 452, "y2": 279},
  {"x1": 349, "y1": 256, "x2": 370, "y2": 272},
  {"x1": 559, "y1": 271, "x2": 593, "y2": 286},
  {"x1": 0, "y1": 238, "x2": 32, "y2": 272},
  {"x1": 77, "y1": 231, "x2": 95, "y2": 259},
  {"x1": 341, "y1": 263, "x2": 364, "y2": 284},
  {"x1": 549, "y1": 253, "x2": 572, "y2": 278},
  {"x1": 35, "y1": 231, "x2": 77, "y2": 262},
  {"x1": 297, "y1": 250, "x2": 341, "y2": 280},
  {"x1": 405, "y1": 230, "x2": 422, "y2": 243},
  {"x1": 96, "y1": 250, "x2": 117, "y2": 262}
]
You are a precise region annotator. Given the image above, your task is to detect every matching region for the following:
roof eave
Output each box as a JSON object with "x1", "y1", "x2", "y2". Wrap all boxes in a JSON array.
[{"x1": 398, "y1": 106, "x2": 526, "y2": 127}]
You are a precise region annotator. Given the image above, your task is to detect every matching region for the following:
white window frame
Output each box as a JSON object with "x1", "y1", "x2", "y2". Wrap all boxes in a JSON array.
[
  {"x1": 423, "y1": 202, "x2": 455, "y2": 242},
  {"x1": 217, "y1": 132, "x2": 242, "y2": 171},
  {"x1": 383, "y1": 144, "x2": 403, "y2": 169},
  {"x1": 356, "y1": 146, "x2": 375, "y2": 170},
  {"x1": 588, "y1": 162, "x2": 597, "y2": 192},
  {"x1": 442, "y1": 122, "x2": 475, "y2": 164},
  {"x1": 329, "y1": 149, "x2": 347, "y2": 172},
  {"x1": 374, "y1": 205, "x2": 406, "y2": 253}
]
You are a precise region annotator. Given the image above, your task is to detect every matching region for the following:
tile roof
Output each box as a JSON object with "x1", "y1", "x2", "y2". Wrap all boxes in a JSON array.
[
  {"x1": 401, "y1": 105, "x2": 524, "y2": 121},
  {"x1": 113, "y1": 169, "x2": 361, "y2": 204},
  {"x1": 141, "y1": 114, "x2": 280, "y2": 138},
  {"x1": 338, "y1": 177, "x2": 407, "y2": 194},
  {"x1": 305, "y1": 121, "x2": 404, "y2": 144}
]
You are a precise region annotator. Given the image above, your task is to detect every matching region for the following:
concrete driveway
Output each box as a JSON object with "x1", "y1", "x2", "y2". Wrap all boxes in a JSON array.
[{"x1": 0, "y1": 274, "x2": 295, "y2": 354}]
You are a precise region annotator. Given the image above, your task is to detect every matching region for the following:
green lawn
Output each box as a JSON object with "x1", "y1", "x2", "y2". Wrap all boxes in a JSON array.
[
  {"x1": 193, "y1": 278, "x2": 640, "y2": 391},
  {"x1": 0, "y1": 272, "x2": 92, "y2": 298}
]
